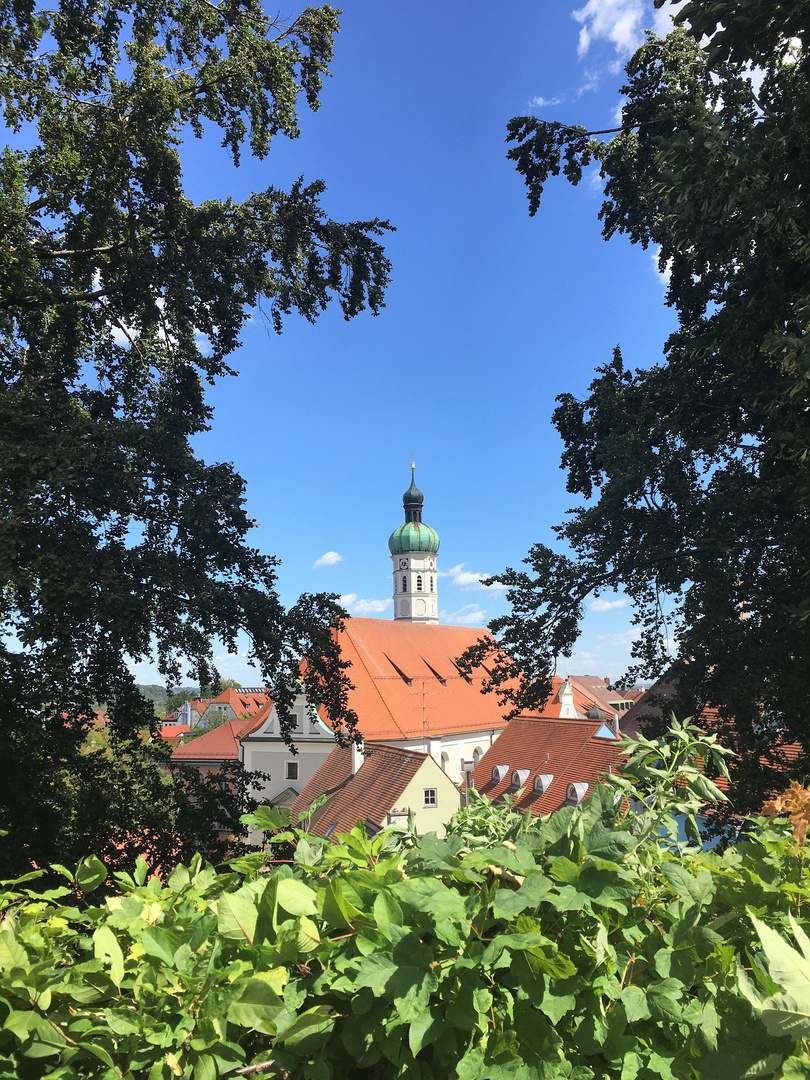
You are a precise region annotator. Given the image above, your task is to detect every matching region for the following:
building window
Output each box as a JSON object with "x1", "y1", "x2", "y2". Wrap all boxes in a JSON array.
[
  {"x1": 472, "y1": 747, "x2": 481, "y2": 766},
  {"x1": 430, "y1": 575, "x2": 434, "y2": 591},
  {"x1": 440, "y1": 752, "x2": 450, "y2": 773},
  {"x1": 285, "y1": 761, "x2": 299, "y2": 781},
  {"x1": 416, "y1": 575, "x2": 423, "y2": 591},
  {"x1": 402, "y1": 575, "x2": 407, "y2": 593},
  {"x1": 423, "y1": 788, "x2": 437, "y2": 807}
]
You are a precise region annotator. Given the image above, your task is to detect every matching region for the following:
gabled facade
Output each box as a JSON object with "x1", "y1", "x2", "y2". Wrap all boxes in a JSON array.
[
  {"x1": 288, "y1": 742, "x2": 461, "y2": 839},
  {"x1": 238, "y1": 696, "x2": 338, "y2": 806}
]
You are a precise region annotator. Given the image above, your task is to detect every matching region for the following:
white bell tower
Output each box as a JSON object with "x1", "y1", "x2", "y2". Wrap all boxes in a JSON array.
[{"x1": 388, "y1": 464, "x2": 440, "y2": 624}]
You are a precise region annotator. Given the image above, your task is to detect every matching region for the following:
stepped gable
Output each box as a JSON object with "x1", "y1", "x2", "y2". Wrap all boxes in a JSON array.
[
  {"x1": 334, "y1": 618, "x2": 517, "y2": 741},
  {"x1": 289, "y1": 742, "x2": 430, "y2": 836},
  {"x1": 469, "y1": 715, "x2": 624, "y2": 816}
]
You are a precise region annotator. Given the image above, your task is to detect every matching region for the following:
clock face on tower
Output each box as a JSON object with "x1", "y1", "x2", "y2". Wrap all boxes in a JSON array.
[{"x1": 399, "y1": 558, "x2": 408, "y2": 569}]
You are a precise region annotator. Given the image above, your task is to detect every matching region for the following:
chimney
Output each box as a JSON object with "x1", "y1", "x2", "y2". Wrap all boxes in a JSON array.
[{"x1": 351, "y1": 739, "x2": 364, "y2": 776}]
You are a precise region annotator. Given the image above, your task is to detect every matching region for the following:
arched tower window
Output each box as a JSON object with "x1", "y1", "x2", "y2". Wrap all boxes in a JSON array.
[
  {"x1": 430, "y1": 575, "x2": 434, "y2": 591},
  {"x1": 416, "y1": 575, "x2": 423, "y2": 592},
  {"x1": 402, "y1": 575, "x2": 407, "y2": 593}
]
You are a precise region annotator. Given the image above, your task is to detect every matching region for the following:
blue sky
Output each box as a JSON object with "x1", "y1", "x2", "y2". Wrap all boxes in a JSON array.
[{"x1": 130, "y1": 0, "x2": 682, "y2": 687}]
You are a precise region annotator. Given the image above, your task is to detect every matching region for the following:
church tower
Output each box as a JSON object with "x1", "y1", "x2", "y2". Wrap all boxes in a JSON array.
[{"x1": 388, "y1": 465, "x2": 440, "y2": 624}]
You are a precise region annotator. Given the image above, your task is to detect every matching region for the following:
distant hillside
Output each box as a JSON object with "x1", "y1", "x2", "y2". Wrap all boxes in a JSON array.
[{"x1": 137, "y1": 684, "x2": 197, "y2": 716}]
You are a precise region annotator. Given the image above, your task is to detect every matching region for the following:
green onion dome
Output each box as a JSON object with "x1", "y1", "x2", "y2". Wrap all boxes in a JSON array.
[
  {"x1": 388, "y1": 469, "x2": 440, "y2": 554},
  {"x1": 388, "y1": 521, "x2": 440, "y2": 555}
]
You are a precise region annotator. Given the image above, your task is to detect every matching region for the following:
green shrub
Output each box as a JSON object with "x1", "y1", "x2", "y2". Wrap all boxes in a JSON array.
[{"x1": 1, "y1": 720, "x2": 809, "y2": 1078}]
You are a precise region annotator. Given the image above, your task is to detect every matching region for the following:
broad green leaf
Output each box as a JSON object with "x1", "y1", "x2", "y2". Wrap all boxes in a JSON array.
[
  {"x1": 296, "y1": 916, "x2": 321, "y2": 953},
  {"x1": 138, "y1": 926, "x2": 180, "y2": 967},
  {"x1": 621, "y1": 984, "x2": 651, "y2": 1023},
  {"x1": 661, "y1": 862, "x2": 714, "y2": 905},
  {"x1": 492, "y1": 872, "x2": 552, "y2": 918},
  {"x1": 0, "y1": 928, "x2": 27, "y2": 971},
  {"x1": 277, "y1": 878, "x2": 318, "y2": 917},
  {"x1": 76, "y1": 854, "x2": 107, "y2": 893},
  {"x1": 760, "y1": 991, "x2": 810, "y2": 1039},
  {"x1": 217, "y1": 888, "x2": 259, "y2": 943},
  {"x1": 549, "y1": 857, "x2": 580, "y2": 884},
  {"x1": 392, "y1": 877, "x2": 468, "y2": 923},
  {"x1": 275, "y1": 1006, "x2": 334, "y2": 1048},
  {"x1": 752, "y1": 914, "x2": 810, "y2": 998},
  {"x1": 355, "y1": 952, "x2": 398, "y2": 995},
  {"x1": 226, "y1": 978, "x2": 286, "y2": 1031},
  {"x1": 93, "y1": 924, "x2": 124, "y2": 987},
  {"x1": 408, "y1": 1006, "x2": 443, "y2": 1057},
  {"x1": 646, "y1": 979, "x2": 686, "y2": 1023},
  {"x1": 373, "y1": 890, "x2": 404, "y2": 941},
  {"x1": 539, "y1": 988, "x2": 577, "y2": 1023}
]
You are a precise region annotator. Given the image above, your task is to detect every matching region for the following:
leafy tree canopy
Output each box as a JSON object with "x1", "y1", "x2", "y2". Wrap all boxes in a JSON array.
[
  {"x1": 465, "y1": 0, "x2": 810, "y2": 814},
  {"x1": 0, "y1": 0, "x2": 383, "y2": 874}
]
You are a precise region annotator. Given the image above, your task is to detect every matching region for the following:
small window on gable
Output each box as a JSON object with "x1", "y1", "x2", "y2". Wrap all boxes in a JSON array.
[
  {"x1": 416, "y1": 574, "x2": 423, "y2": 591},
  {"x1": 402, "y1": 575, "x2": 407, "y2": 593},
  {"x1": 423, "y1": 788, "x2": 437, "y2": 807},
  {"x1": 533, "y1": 773, "x2": 553, "y2": 795},
  {"x1": 492, "y1": 764, "x2": 509, "y2": 784},
  {"x1": 594, "y1": 723, "x2": 618, "y2": 740},
  {"x1": 285, "y1": 761, "x2": 299, "y2": 781},
  {"x1": 511, "y1": 769, "x2": 530, "y2": 789}
]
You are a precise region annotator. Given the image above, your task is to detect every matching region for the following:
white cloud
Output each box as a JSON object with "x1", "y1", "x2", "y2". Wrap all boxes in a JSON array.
[
  {"x1": 573, "y1": 0, "x2": 646, "y2": 59},
  {"x1": 529, "y1": 94, "x2": 565, "y2": 108},
  {"x1": 650, "y1": 244, "x2": 672, "y2": 286},
  {"x1": 598, "y1": 629, "x2": 638, "y2": 647},
  {"x1": 440, "y1": 604, "x2": 489, "y2": 626},
  {"x1": 651, "y1": 1, "x2": 686, "y2": 38},
  {"x1": 339, "y1": 594, "x2": 392, "y2": 616},
  {"x1": 314, "y1": 550, "x2": 342, "y2": 567},
  {"x1": 589, "y1": 596, "x2": 628, "y2": 612},
  {"x1": 439, "y1": 563, "x2": 506, "y2": 592}
]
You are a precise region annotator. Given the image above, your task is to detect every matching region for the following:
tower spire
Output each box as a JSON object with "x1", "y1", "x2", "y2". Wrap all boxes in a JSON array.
[{"x1": 388, "y1": 464, "x2": 440, "y2": 624}]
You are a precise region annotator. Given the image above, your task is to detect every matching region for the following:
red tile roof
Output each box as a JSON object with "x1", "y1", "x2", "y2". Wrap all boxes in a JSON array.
[
  {"x1": 321, "y1": 618, "x2": 526, "y2": 741},
  {"x1": 691, "y1": 706, "x2": 802, "y2": 799},
  {"x1": 171, "y1": 718, "x2": 256, "y2": 762},
  {"x1": 289, "y1": 742, "x2": 434, "y2": 836},
  {"x1": 158, "y1": 724, "x2": 190, "y2": 747},
  {"x1": 204, "y1": 687, "x2": 270, "y2": 716},
  {"x1": 469, "y1": 716, "x2": 625, "y2": 816}
]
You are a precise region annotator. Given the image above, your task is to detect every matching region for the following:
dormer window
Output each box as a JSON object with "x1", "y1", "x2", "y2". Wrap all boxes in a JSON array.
[
  {"x1": 511, "y1": 769, "x2": 530, "y2": 789},
  {"x1": 533, "y1": 773, "x2": 553, "y2": 795},
  {"x1": 491, "y1": 764, "x2": 509, "y2": 783},
  {"x1": 566, "y1": 782, "x2": 588, "y2": 805}
]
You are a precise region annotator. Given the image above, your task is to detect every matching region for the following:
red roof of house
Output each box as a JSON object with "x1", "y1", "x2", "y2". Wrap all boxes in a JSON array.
[
  {"x1": 289, "y1": 742, "x2": 434, "y2": 836},
  {"x1": 469, "y1": 716, "x2": 625, "y2": 816},
  {"x1": 171, "y1": 718, "x2": 256, "y2": 762},
  {"x1": 315, "y1": 618, "x2": 526, "y2": 742},
  {"x1": 159, "y1": 724, "x2": 190, "y2": 745},
  {"x1": 203, "y1": 687, "x2": 270, "y2": 716}
]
